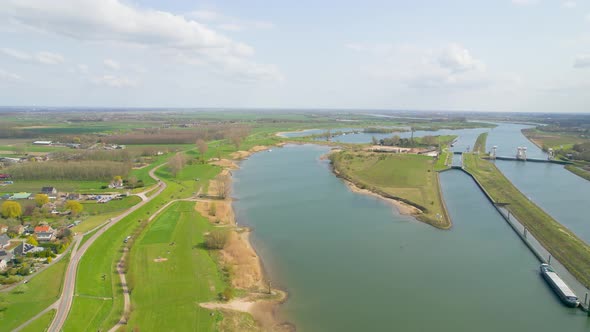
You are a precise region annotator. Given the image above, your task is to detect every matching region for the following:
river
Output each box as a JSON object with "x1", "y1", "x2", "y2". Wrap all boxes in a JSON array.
[{"x1": 233, "y1": 144, "x2": 590, "y2": 331}]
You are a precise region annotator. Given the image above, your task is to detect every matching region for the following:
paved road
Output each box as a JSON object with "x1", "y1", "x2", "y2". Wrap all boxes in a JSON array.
[{"x1": 45, "y1": 164, "x2": 167, "y2": 332}]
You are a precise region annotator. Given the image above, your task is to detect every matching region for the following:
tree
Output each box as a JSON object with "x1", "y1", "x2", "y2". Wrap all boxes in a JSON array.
[
  {"x1": 26, "y1": 236, "x2": 38, "y2": 246},
  {"x1": 196, "y1": 139, "x2": 208, "y2": 157},
  {"x1": 208, "y1": 202, "x2": 217, "y2": 216},
  {"x1": 225, "y1": 127, "x2": 250, "y2": 150},
  {"x1": 371, "y1": 136, "x2": 378, "y2": 145},
  {"x1": 65, "y1": 200, "x2": 83, "y2": 216},
  {"x1": 215, "y1": 174, "x2": 231, "y2": 199},
  {"x1": 169, "y1": 153, "x2": 187, "y2": 177},
  {"x1": 1, "y1": 201, "x2": 22, "y2": 219},
  {"x1": 204, "y1": 229, "x2": 229, "y2": 250},
  {"x1": 422, "y1": 135, "x2": 437, "y2": 145},
  {"x1": 34, "y1": 194, "x2": 49, "y2": 207}
]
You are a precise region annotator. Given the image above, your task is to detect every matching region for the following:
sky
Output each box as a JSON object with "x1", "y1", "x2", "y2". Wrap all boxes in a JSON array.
[{"x1": 0, "y1": 0, "x2": 589, "y2": 112}]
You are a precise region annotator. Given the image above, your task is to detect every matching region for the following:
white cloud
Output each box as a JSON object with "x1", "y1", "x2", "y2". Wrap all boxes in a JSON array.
[
  {"x1": 92, "y1": 75, "x2": 137, "y2": 87},
  {"x1": 437, "y1": 44, "x2": 485, "y2": 73},
  {"x1": 562, "y1": 1, "x2": 576, "y2": 8},
  {"x1": 186, "y1": 9, "x2": 274, "y2": 32},
  {"x1": 36, "y1": 51, "x2": 64, "y2": 64},
  {"x1": 0, "y1": 48, "x2": 64, "y2": 64},
  {"x1": 348, "y1": 42, "x2": 493, "y2": 90},
  {"x1": 574, "y1": 55, "x2": 590, "y2": 68},
  {"x1": 103, "y1": 59, "x2": 120, "y2": 70},
  {"x1": 0, "y1": 69, "x2": 22, "y2": 81},
  {"x1": 1, "y1": 0, "x2": 282, "y2": 82}
]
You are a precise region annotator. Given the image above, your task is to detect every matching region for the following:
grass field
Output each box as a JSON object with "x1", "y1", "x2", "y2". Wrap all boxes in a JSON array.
[
  {"x1": 565, "y1": 164, "x2": 590, "y2": 182},
  {"x1": 63, "y1": 152, "x2": 222, "y2": 332},
  {"x1": 20, "y1": 309, "x2": 55, "y2": 332},
  {"x1": 330, "y1": 151, "x2": 450, "y2": 228},
  {"x1": 0, "y1": 180, "x2": 112, "y2": 194},
  {"x1": 81, "y1": 196, "x2": 142, "y2": 215},
  {"x1": 473, "y1": 132, "x2": 488, "y2": 154},
  {"x1": 463, "y1": 153, "x2": 590, "y2": 288},
  {"x1": 434, "y1": 151, "x2": 451, "y2": 171},
  {"x1": 0, "y1": 253, "x2": 70, "y2": 332},
  {"x1": 125, "y1": 201, "x2": 225, "y2": 331}
]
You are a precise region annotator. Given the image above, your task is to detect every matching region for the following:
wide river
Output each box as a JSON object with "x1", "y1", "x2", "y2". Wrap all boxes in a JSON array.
[{"x1": 233, "y1": 144, "x2": 590, "y2": 331}]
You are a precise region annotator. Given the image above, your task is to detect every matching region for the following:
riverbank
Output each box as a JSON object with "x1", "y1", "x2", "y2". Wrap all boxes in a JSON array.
[
  {"x1": 329, "y1": 151, "x2": 451, "y2": 229},
  {"x1": 463, "y1": 153, "x2": 590, "y2": 288},
  {"x1": 201, "y1": 144, "x2": 293, "y2": 331}
]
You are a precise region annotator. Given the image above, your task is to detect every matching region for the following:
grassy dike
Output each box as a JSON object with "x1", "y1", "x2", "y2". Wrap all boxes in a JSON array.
[
  {"x1": 462, "y1": 153, "x2": 590, "y2": 288},
  {"x1": 61, "y1": 155, "x2": 221, "y2": 331},
  {"x1": 473, "y1": 132, "x2": 488, "y2": 154},
  {"x1": 330, "y1": 151, "x2": 451, "y2": 229}
]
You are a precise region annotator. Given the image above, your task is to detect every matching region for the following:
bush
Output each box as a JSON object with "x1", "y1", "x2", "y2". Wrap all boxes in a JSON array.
[
  {"x1": 218, "y1": 287, "x2": 234, "y2": 302},
  {"x1": 208, "y1": 203, "x2": 217, "y2": 216},
  {"x1": 204, "y1": 229, "x2": 229, "y2": 250}
]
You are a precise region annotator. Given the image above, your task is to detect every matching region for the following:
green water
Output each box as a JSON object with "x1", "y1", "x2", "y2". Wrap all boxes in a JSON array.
[{"x1": 233, "y1": 144, "x2": 590, "y2": 331}]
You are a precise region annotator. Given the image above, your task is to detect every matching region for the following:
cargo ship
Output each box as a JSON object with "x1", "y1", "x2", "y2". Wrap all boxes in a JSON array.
[{"x1": 540, "y1": 263, "x2": 580, "y2": 307}]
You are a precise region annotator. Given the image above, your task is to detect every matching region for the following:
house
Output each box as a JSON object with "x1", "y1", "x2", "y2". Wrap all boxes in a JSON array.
[
  {"x1": 0, "y1": 250, "x2": 13, "y2": 270},
  {"x1": 34, "y1": 225, "x2": 55, "y2": 242},
  {"x1": 0, "y1": 224, "x2": 7, "y2": 234},
  {"x1": 13, "y1": 242, "x2": 44, "y2": 256},
  {"x1": 36, "y1": 232, "x2": 55, "y2": 242},
  {"x1": 41, "y1": 187, "x2": 58, "y2": 195},
  {"x1": 0, "y1": 234, "x2": 10, "y2": 249},
  {"x1": 9, "y1": 225, "x2": 25, "y2": 235}
]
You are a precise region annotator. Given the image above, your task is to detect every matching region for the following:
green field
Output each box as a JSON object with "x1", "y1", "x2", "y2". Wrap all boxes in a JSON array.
[
  {"x1": 20, "y1": 309, "x2": 55, "y2": 332},
  {"x1": 0, "y1": 180, "x2": 112, "y2": 194},
  {"x1": 330, "y1": 152, "x2": 450, "y2": 229},
  {"x1": 126, "y1": 201, "x2": 225, "y2": 331},
  {"x1": 63, "y1": 152, "x2": 222, "y2": 332},
  {"x1": 81, "y1": 196, "x2": 142, "y2": 215},
  {"x1": 0, "y1": 253, "x2": 70, "y2": 332},
  {"x1": 463, "y1": 153, "x2": 590, "y2": 288}
]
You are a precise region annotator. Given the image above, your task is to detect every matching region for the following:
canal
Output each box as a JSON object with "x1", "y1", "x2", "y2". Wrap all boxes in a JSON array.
[{"x1": 233, "y1": 144, "x2": 590, "y2": 331}]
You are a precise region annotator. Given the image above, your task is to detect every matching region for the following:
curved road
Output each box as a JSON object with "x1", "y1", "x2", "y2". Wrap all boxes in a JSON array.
[{"x1": 43, "y1": 164, "x2": 167, "y2": 332}]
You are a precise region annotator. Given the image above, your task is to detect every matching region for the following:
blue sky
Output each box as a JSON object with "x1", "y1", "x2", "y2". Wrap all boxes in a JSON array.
[{"x1": 0, "y1": 0, "x2": 589, "y2": 112}]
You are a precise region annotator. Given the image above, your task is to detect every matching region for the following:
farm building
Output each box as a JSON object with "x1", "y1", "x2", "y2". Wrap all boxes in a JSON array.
[
  {"x1": 10, "y1": 192, "x2": 32, "y2": 200},
  {"x1": 33, "y1": 141, "x2": 52, "y2": 145},
  {"x1": 41, "y1": 187, "x2": 58, "y2": 195}
]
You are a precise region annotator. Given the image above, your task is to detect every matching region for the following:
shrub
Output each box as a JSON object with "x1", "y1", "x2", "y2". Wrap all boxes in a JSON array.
[{"x1": 204, "y1": 229, "x2": 229, "y2": 250}]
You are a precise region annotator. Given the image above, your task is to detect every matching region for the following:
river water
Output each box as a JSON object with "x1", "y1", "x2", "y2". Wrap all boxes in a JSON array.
[{"x1": 233, "y1": 144, "x2": 590, "y2": 331}]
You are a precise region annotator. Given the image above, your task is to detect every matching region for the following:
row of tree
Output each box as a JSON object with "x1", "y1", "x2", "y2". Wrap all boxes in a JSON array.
[
  {"x1": 104, "y1": 125, "x2": 250, "y2": 145},
  {"x1": 4, "y1": 160, "x2": 131, "y2": 180}
]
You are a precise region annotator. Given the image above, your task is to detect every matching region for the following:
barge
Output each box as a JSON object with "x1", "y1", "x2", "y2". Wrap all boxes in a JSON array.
[{"x1": 540, "y1": 263, "x2": 580, "y2": 307}]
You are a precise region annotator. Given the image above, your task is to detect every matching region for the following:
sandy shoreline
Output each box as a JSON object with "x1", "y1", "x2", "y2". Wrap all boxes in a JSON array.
[
  {"x1": 200, "y1": 143, "x2": 292, "y2": 331},
  {"x1": 342, "y1": 176, "x2": 421, "y2": 215}
]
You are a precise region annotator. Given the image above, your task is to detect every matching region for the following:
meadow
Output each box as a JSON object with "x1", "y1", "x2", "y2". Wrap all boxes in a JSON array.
[
  {"x1": 330, "y1": 152, "x2": 450, "y2": 229},
  {"x1": 125, "y1": 201, "x2": 226, "y2": 330}
]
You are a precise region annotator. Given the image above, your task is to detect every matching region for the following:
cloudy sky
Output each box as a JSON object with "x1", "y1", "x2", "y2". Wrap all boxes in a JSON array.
[{"x1": 0, "y1": 0, "x2": 589, "y2": 112}]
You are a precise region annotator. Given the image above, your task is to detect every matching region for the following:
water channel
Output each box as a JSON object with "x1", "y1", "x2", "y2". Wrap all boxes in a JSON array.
[{"x1": 232, "y1": 144, "x2": 590, "y2": 331}]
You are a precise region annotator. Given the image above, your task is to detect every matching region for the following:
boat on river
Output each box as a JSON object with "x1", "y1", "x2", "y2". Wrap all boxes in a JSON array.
[{"x1": 540, "y1": 263, "x2": 580, "y2": 307}]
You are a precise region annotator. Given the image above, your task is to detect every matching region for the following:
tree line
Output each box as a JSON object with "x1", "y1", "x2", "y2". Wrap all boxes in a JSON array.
[
  {"x1": 5, "y1": 161, "x2": 130, "y2": 180},
  {"x1": 104, "y1": 125, "x2": 250, "y2": 145}
]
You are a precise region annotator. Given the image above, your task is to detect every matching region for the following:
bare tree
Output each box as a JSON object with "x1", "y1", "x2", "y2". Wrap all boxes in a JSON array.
[
  {"x1": 215, "y1": 174, "x2": 231, "y2": 199},
  {"x1": 169, "y1": 153, "x2": 187, "y2": 177},
  {"x1": 196, "y1": 139, "x2": 208, "y2": 157},
  {"x1": 225, "y1": 127, "x2": 250, "y2": 150}
]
